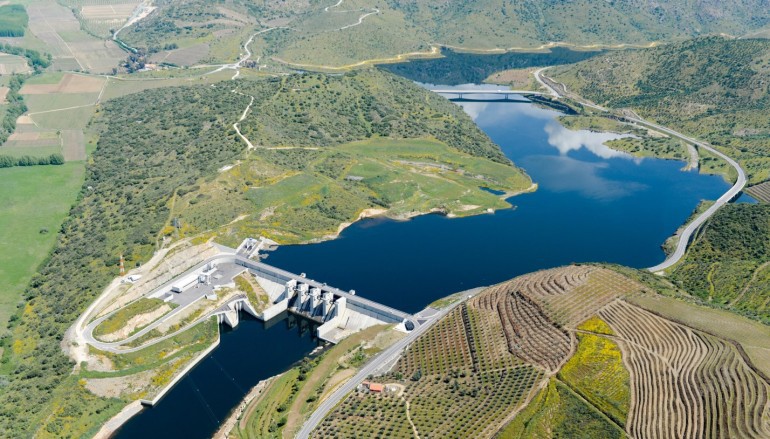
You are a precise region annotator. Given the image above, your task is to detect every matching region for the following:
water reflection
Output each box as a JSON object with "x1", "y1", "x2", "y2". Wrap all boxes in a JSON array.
[
  {"x1": 543, "y1": 120, "x2": 635, "y2": 160},
  {"x1": 523, "y1": 155, "x2": 647, "y2": 200}
]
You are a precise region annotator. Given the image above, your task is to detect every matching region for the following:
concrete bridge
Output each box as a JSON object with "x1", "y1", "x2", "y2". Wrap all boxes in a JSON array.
[{"x1": 431, "y1": 89, "x2": 547, "y2": 101}]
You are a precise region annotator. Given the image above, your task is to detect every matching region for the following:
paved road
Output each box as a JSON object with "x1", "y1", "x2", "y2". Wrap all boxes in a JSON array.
[
  {"x1": 432, "y1": 89, "x2": 546, "y2": 96},
  {"x1": 534, "y1": 69, "x2": 747, "y2": 273},
  {"x1": 296, "y1": 287, "x2": 486, "y2": 439},
  {"x1": 634, "y1": 118, "x2": 746, "y2": 272}
]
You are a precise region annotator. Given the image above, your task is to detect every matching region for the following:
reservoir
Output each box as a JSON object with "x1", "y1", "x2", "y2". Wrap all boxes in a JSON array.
[
  {"x1": 116, "y1": 80, "x2": 734, "y2": 438},
  {"x1": 266, "y1": 88, "x2": 732, "y2": 313}
]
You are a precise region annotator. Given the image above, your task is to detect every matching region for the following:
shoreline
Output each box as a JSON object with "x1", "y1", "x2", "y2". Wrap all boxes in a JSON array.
[
  {"x1": 298, "y1": 183, "x2": 538, "y2": 246},
  {"x1": 91, "y1": 331, "x2": 223, "y2": 438},
  {"x1": 213, "y1": 375, "x2": 278, "y2": 439}
]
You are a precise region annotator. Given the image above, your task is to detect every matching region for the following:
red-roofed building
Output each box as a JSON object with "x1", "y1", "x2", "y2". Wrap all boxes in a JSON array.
[{"x1": 368, "y1": 383, "x2": 384, "y2": 393}]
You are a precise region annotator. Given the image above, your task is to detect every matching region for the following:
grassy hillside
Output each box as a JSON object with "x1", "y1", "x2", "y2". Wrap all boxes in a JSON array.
[
  {"x1": 271, "y1": 0, "x2": 770, "y2": 66},
  {"x1": 0, "y1": 70, "x2": 525, "y2": 437},
  {"x1": 671, "y1": 203, "x2": 770, "y2": 324},
  {"x1": 551, "y1": 37, "x2": 770, "y2": 183},
  {"x1": 120, "y1": 0, "x2": 770, "y2": 68},
  {"x1": 169, "y1": 70, "x2": 530, "y2": 245}
]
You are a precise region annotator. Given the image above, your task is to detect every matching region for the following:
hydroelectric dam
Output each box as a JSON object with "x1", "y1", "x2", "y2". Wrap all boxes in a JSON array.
[{"x1": 84, "y1": 237, "x2": 415, "y2": 358}]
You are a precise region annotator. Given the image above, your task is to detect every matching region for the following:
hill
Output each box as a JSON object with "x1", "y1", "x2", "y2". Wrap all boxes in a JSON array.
[
  {"x1": 671, "y1": 203, "x2": 770, "y2": 324},
  {"x1": 550, "y1": 37, "x2": 770, "y2": 184},
  {"x1": 312, "y1": 265, "x2": 770, "y2": 438},
  {"x1": 166, "y1": 69, "x2": 531, "y2": 245},
  {"x1": 118, "y1": 0, "x2": 770, "y2": 68}
]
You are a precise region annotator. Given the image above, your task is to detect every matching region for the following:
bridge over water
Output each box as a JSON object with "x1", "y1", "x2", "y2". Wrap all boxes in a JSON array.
[{"x1": 431, "y1": 89, "x2": 547, "y2": 101}]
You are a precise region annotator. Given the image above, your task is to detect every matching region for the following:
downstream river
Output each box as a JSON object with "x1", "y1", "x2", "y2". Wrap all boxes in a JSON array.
[{"x1": 115, "y1": 83, "x2": 737, "y2": 438}]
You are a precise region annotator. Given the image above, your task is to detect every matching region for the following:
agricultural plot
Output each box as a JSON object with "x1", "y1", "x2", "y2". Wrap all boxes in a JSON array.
[
  {"x1": 600, "y1": 300, "x2": 770, "y2": 438},
  {"x1": 20, "y1": 72, "x2": 105, "y2": 95},
  {"x1": 2, "y1": 128, "x2": 61, "y2": 158},
  {"x1": 78, "y1": 2, "x2": 140, "y2": 39},
  {"x1": 746, "y1": 180, "x2": 770, "y2": 203},
  {"x1": 314, "y1": 266, "x2": 643, "y2": 438},
  {"x1": 150, "y1": 43, "x2": 210, "y2": 66},
  {"x1": 61, "y1": 129, "x2": 85, "y2": 160},
  {"x1": 474, "y1": 285, "x2": 571, "y2": 372},
  {"x1": 0, "y1": 4, "x2": 28, "y2": 37},
  {"x1": 314, "y1": 393, "x2": 415, "y2": 438},
  {"x1": 0, "y1": 163, "x2": 84, "y2": 327},
  {"x1": 559, "y1": 318, "x2": 630, "y2": 426},
  {"x1": 24, "y1": 1, "x2": 124, "y2": 73},
  {"x1": 0, "y1": 52, "x2": 31, "y2": 74}
]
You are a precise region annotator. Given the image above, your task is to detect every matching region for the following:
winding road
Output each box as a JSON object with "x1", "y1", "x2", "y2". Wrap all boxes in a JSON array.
[{"x1": 534, "y1": 68, "x2": 747, "y2": 273}]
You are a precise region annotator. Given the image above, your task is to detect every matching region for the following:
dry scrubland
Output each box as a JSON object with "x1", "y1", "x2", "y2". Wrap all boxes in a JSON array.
[{"x1": 315, "y1": 265, "x2": 770, "y2": 438}]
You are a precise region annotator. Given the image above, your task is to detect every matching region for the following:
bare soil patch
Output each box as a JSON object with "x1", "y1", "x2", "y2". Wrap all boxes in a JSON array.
[
  {"x1": 15, "y1": 115, "x2": 35, "y2": 125},
  {"x1": 152, "y1": 43, "x2": 210, "y2": 66},
  {"x1": 61, "y1": 129, "x2": 85, "y2": 161},
  {"x1": 7, "y1": 131, "x2": 41, "y2": 141},
  {"x1": 486, "y1": 67, "x2": 538, "y2": 89},
  {"x1": 85, "y1": 369, "x2": 156, "y2": 398},
  {"x1": 21, "y1": 73, "x2": 105, "y2": 94},
  {"x1": 81, "y1": 4, "x2": 137, "y2": 20}
]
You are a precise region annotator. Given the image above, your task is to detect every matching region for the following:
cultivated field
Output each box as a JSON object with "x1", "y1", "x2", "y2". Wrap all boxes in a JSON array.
[
  {"x1": 0, "y1": 52, "x2": 31, "y2": 74},
  {"x1": 315, "y1": 265, "x2": 770, "y2": 438},
  {"x1": 313, "y1": 266, "x2": 645, "y2": 438},
  {"x1": 600, "y1": 300, "x2": 770, "y2": 438},
  {"x1": 20, "y1": 72, "x2": 105, "y2": 95},
  {"x1": 746, "y1": 181, "x2": 770, "y2": 203},
  {"x1": 78, "y1": 2, "x2": 139, "y2": 38},
  {"x1": 24, "y1": 1, "x2": 124, "y2": 73}
]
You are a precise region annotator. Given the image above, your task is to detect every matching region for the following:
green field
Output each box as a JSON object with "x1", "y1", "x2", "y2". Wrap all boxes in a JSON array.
[
  {"x1": 0, "y1": 163, "x2": 84, "y2": 326},
  {"x1": 0, "y1": 5, "x2": 28, "y2": 38}
]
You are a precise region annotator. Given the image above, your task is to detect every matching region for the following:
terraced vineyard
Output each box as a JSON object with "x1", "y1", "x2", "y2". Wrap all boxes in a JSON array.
[
  {"x1": 313, "y1": 265, "x2": 770, "y2": 438},
  {"x1": 600, "y1": 300, "x2": 770, "y2": 438},
  {"x1": 313, "y1": 266, "x2": 646, "y2": 438},
  {"x1": 746, "y1": 181, "x2": 770, "y2": 203}
]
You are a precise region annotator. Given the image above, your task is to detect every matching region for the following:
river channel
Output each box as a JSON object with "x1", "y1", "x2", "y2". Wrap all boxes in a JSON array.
[{"x1": 115, "y1": 79, "x2": 738, "y2": 439}]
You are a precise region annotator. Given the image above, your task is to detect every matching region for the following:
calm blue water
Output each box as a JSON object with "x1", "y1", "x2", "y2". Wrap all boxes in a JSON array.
[
  {"x1": 116, "y1": 87, "x2": 735, "y2": 439},
  {"x1": 265, "y1": 96, "x2": 731, "y2": 313},
  {"x1": 113, "y1": 314, "x2": 319, "y2": 439}
]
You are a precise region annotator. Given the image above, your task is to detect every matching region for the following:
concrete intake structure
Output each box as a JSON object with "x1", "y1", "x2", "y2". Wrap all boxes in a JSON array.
[
  {"x1": 233, "y1": 255, "x2": 411, "y2": 342},
  {"x1": 134, "y1": 247, "x2": 413, "y2": 344}
]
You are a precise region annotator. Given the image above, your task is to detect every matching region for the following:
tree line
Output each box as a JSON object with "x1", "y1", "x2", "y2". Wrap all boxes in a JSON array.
[{"x1": 0, "y1": 154, "x2": 64, "y2": 168}]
